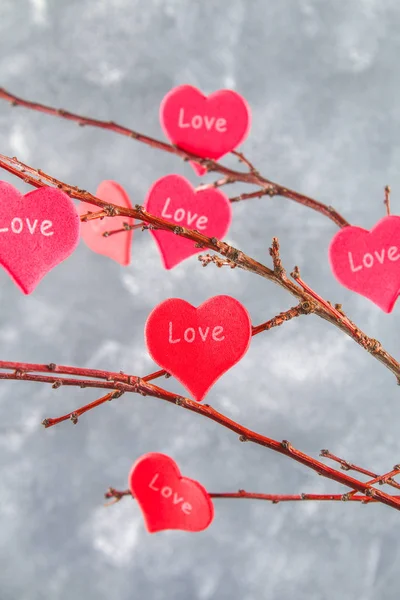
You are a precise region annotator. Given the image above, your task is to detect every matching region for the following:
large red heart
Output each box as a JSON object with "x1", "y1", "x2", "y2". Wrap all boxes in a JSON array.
[
  {"x1": 129, "y1": 453, "x2": 214, "y2": 533},
  {"x1": 0, "y1": 181, "x2": 80, "y2": 294},
  {"x1": 328, "y1": 216, "x2": 400, "y2": 312},
  {"x1": 144, "y1": 295, "x2": 252, "y2": 401},
  {"x1": 160, "y1": 85, "x2": 251, "y2": 176},
  {"x1": 144, "y1": 174, "x2": 232, "y2": 269},
  {"x1": 78, "y1": 180, "x2": 134, "y2": 266}
]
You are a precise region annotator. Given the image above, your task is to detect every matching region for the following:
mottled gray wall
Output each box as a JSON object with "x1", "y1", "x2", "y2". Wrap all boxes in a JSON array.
[{"x1": 0, "y1": 1, "x2": 399, "y2": 599}]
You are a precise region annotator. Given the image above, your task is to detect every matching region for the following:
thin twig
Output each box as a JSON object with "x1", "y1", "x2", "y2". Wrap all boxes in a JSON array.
[
  {"x1": 321, "y1": 450, "x2": 400, "y2": 492},
  {"x1": 384, "y1": 185, "x2": 391, "y2": 216},
  {"x1": 104, "y1": 487, "x2": 400, "y2": 505}
]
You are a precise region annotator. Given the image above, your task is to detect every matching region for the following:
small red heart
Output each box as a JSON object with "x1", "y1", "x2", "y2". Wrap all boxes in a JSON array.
[
  {"x1": 144, "y1": 174, "x2": 232, "y2": 269},
  {"x1": 160, "y1": 85, "x2": 251, "y2": 176},
  {"x1": 78, "y1": 181, "x2": 134, "y2": 266},
  {"x1": 328, "y1": 216, "x2": 400, "y2": 312},
  {"x1": 144, "y1": 295, "x2": 252, "y2": 401},
  {"x1": 0, "y1": 181, "x2": 80, "y2": 294},
  {"x1": 129, "y1": 453, "x2": 214, "y2": 533}
]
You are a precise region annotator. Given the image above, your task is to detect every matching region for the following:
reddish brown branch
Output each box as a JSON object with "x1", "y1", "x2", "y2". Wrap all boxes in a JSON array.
[
  {"x1": 80, "y1": 210, "x2": 109, "y2": 222},
  {"x1": 102, "y1": 223, "x2": 141, "y2": 237},
  {"x1": 104, "y1": 487, "x2": 400, "y2": 505},
  {"x1": 321, "y1": 450, "x2": 400, "y2": 492},
  {"x1": 0, "y1": 87, "x2": 349, "y2": 228},
  {"x1": 1, "y1": 361, "x2": 400, "y2": 511}
]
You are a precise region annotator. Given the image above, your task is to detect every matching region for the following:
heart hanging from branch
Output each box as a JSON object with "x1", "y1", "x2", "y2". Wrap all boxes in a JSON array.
[
  {"x1": 160, "y1": 85, "x2": 251, "y2": 176},
  {"x1": 0, "y1": 181, "x2": 80, "y2": 294},
  {"x1": 144, "y1": 295, "x2": 252, "y2": 401}
]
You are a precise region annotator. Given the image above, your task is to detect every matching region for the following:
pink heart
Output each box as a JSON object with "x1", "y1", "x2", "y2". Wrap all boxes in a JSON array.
[
  {"x1": 145, "y1": 295, "x2": 252, "y2": 401},
  {"x1": 0, "y1": 181, "x2": 80, "y2": 294},
  {"x1": 160, "y1": 85, "x2": 251, "y2": 176},
  {"x1": 144, "y1": 174, "x2": 232, "y2": 269},
  {"x1": 328, "y1": 216, "x2": 400, "y2": 312},
  {"x1": 129, "y1": 453, "x2": 214, "y2": 533},
  {"x1": 78, "y1": 180, "x2": 134, "y2": 266}
]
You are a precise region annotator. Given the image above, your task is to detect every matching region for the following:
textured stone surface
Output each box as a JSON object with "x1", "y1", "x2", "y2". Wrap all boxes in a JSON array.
[{"x1": 0, "y1": 1, "x2": 399, "y2": 598}]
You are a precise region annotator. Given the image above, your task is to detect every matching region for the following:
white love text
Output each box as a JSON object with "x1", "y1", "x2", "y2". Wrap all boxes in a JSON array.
[
  {"x1": 148, "y1": 473, "x2": 192, "y2": 515},
  {"x1": 348, "y1": 246, "x2": 400, "y2": 272},
  {"x1": 178, "y1": 108, "x2": 227, "y2": 133},
  {"x1": 0, "y1": 217, "x2": 54, "y2": 236},
  {"x1": 161, "y1": 197, "x2": 208, "y2": 230},
  {"x1": 168, "y1": 321, "x2": 225, "y2": 344}
]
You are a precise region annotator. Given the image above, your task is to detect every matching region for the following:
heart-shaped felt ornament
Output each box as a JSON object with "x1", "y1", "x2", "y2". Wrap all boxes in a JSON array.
[
  {"x1": 145, "y1": 295, "x2": 252, "y2": 401},
  {"x1": 78, "y1": 180, "x2": 134, "y2": 266},
  {"x1": 129, "y1": 453, "x2": 214, "y2": 533},
  {"x1": 144, "y1": 174, "x2": 232, "y2": 269},
  {"x1": 329, "y1": 215, "x2": 400, "y2": 312},
  {"x1": 0, "y1": 181, "x2": 80, "y2": 294},
  {"x1": 160, "y1": 85, "x2": 251, "y2": 176}
]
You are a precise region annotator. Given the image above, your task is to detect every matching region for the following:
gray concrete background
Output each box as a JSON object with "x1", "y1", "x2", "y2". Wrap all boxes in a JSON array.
[{"x1": 0, "y1": 1, "x2": 399, "y2": 599}]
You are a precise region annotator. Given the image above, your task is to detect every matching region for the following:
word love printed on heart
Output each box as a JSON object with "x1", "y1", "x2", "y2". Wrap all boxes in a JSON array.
[
  {"x1": 347, "y1": 246, "x2": 400, "y2": 272},
  {"x1": 144, "y1": 174, "x2": 232, "y2": 270},
  {"x1": 145, "y1": 295, "x2": 252, "y2": 401},
  {"x1": 329, "y1": 215, "x2": 400, "y2": 313},
  {"x1": 161, "y1": 197, "x2": 208, "y2": 230},
  {"x1": 168, "y1": 321, "x2": 224, "y2": 344},
  {"x1": 129, "y1": 453, "x2": 214, "y2": 533},
  {"x1": 160, "y1": 85, "x2": 251, "y2": 176},
  {"x1": 0, "y1": 182, "x2": 80, "y2": 294},
  {"x1": 0, "y1": 217, "x2": 54, "y2": 236},
  {"x1": 148, "y1": 473, "x2": 193, "y2": 514},
  {"x1": 177, "y1": 108, "x2": 228, "y2": 133}
]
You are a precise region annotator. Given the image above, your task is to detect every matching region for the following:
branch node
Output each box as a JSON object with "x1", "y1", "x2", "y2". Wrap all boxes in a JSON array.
[
  {"x1": 281, "y1": 439, "x2": 292, "y2": 451},
  {"x1": 300, "y1": 300, "x2": 315, "y2": 314},
  {"x1": 70, "y1": 412, "x2": 79, "y2": 425},
  {"x1": 47, "y1": 363, "x2": 57, "y2": 371},
  {"x1": 173, "y1": 226, "x2": 184, "y2": 235},
  {"x1": 367, "y1": 338, "x2": 382, "y2": 354},
  {"x1": 291, "y1": 266, "x2": 300, "y2": 280},
  {"x1": 104, "y1": 204, "x2": 119, "y2": 217},
  {"x1": 239, "y1": 435, "x2": 248, "y2": 442},
  {"x1": 52, "y1": 380, "x2": 62, "y2": 389}
]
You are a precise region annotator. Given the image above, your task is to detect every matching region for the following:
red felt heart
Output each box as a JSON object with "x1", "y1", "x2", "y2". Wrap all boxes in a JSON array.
[
  {"x1": 0, "y1": 181, "x2": 80, "y2": 294},
  {"x1": 78, "y1": 181, "x2": 134, "y2": 266},
  {"x1": 144, "y1": 295, "x2": 252, "y2": 401},
  {"x1": 144, "y1": 174, "x2": 232, "y2": 269},
  {"x1": 328, "y1": 216, "x2": 400, "y2": 312},
  {"x1": 160, "y1": 85, "x2": 251, "y2": 176},
  {"x1": 129, "y1": 453, "x2": 214, "y2": 533}
]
